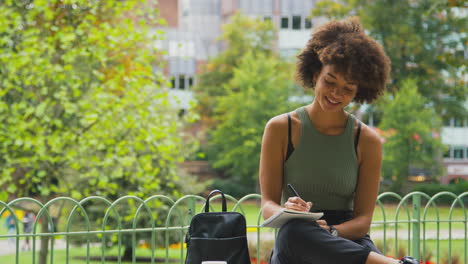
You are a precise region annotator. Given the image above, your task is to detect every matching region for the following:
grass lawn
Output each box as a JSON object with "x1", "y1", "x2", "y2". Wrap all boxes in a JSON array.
[{"x1": 372, "y1": 204, "x2": 466, "y2": 230}]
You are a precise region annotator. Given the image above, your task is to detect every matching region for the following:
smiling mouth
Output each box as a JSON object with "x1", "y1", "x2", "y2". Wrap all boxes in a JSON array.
[{"x1": 325, "y1": 96, "x2": 341, "y2": 105}]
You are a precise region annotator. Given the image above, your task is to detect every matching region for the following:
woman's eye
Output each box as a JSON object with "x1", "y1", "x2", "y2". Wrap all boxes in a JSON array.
[{"x1": 324, "y1": 80, "x2": 334, "y2": 85}]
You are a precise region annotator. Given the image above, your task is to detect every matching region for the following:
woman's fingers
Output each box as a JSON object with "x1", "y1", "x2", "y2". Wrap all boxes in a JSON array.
[
  {"x1": 316, "y1": 219, "x2": 327, "y2": 226},
  {"x1": 287, "y1": 197, "x2": 313, "y2": 209},
  {"x1": 284, "y1": 201, "x2": 308, "y2": 211},
  {"x1": 316, "y1": 220, "x2": 330, "y2": 231},
  {"x1": 284, "y1": 197, "x2": 313, "y2": 212}
]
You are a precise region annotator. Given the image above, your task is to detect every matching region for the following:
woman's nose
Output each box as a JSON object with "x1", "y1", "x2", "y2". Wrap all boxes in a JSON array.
[{"x1": 332, "y1": 87, "x2": 343, "y2": 96}]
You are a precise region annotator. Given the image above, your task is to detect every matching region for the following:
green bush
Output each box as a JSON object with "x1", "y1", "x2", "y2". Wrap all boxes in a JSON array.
[
  {"x1": 211, "y1": 178, "x2": 255, "y2": 199},
  {"x1": 411, "y1": 181, "x2": 468, "y2": 205}
]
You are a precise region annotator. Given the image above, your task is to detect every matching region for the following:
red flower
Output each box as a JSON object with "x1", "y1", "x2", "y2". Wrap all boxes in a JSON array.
[{"x1": 412, "y1": 133, "x2": 422, "y2": 143}]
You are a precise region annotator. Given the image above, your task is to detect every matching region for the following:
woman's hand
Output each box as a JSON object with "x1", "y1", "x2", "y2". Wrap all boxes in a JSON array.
[
  {"x1": 316, "y1": 220, "x2": 331, "y2": 232},
  {"x1": 284, "y1": 197, "x2": 331, "y2": 232},
  {"x1": 284, "y1": 196, "x2": 313, "y2": 212}
]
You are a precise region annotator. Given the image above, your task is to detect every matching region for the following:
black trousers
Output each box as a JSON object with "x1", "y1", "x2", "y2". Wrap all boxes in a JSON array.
[{"x1": 269, "y1": 210, "x2": 381, "y2": 264}]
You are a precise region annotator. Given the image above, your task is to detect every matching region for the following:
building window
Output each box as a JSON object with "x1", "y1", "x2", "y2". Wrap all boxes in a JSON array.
[
  {"x1": 178, "y1": 109, "x2": 187, "y2": 118},
  {"x1": 305, "y1": 18, "x2": 312, "y2": 29},
  {"x1": 453, "y1": 147, "x2": 464, "y2": 159},
  {"x1": 281, "y1": 17, "x2": 289, "y2": 29},
  {"x1": 292, "y1": 15, "x2": 301, "y2": 30},
  {"x1": 170, "y1": 75, "x2": 195, "y2": 90},
  {"x1": 453, "y1": 117, "x2": 464, "y2": 127},
  {"x1": 170, "y1": 77, "x2": 176, "y2": 89},
  {"x1": 179, "y1": 75, "x2": 186, "y2": 90},
  {"x1": 443, "y1": 147, "x2": 451, "y2": 158},
  {"x1": 443, "y1": 118, "x2": 452, "y2": 126}
]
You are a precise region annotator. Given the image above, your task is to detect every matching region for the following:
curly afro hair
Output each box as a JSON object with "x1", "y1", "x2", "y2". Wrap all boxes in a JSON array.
[{"x1": 296, "y1": 17, "x2": 391, "y2": 104}]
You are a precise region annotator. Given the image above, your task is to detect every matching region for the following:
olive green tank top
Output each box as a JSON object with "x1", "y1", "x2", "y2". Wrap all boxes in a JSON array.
[{"x1": 281, "y1": 106, "x2": 359, "y2": 211}]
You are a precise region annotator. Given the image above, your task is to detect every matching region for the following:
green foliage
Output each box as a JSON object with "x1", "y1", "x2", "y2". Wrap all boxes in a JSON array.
[
  {"x1": 192, "y1": 12, "x2": 276, "y2": 127},
  {"x1": 380, "y1": 79, "x2": 444, "y2": 192},
  {"x1": 210, "y1": 52, "x2": 295, "y2": 190},
  {"x1": 0, "y1": 0, "x2": 189, "y2": 201},
  {"x1": 312, "y1": 0, "x2": 467, "y2": 120},
  {"x1": 311, "y1": 0, "x2": 358, "y2": 19},
  {"x1": 0, "y1": 1, "x2": 197, "y2": 261},
  {"x1": 211, "y1": 178, "x2": 252, "y2": 199}
]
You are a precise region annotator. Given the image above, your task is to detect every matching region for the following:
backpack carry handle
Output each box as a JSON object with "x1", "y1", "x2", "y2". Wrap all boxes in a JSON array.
[{"x1": 205, "y1": 189, "x2": 227, "y2": 212}]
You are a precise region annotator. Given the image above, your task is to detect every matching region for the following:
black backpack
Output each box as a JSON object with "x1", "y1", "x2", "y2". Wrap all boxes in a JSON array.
[{"x1": 185, "y1": 190, "x2": 251, "y2": 264}]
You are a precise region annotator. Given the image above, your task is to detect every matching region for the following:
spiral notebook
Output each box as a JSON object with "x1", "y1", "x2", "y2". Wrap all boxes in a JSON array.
[{"x1": 261, "y1": 209, "x2": 324, "y2": 228}]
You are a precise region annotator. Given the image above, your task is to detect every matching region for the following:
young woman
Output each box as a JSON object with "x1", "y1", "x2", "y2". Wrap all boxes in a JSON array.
[{"x1": 259, "y1": 17, "x2": 418, "y2": 264}]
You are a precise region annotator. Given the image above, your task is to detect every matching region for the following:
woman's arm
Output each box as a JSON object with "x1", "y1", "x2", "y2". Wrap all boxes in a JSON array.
[
  {"x1": 329, "y1": 124, "x2": 383, "y2": 240},
  {"x1": 259, "y1": 116, "x2": 287, "y2": 219}
]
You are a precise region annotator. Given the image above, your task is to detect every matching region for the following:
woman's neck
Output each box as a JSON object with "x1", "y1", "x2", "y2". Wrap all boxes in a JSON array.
[{"x1": 307, "y1": 100, "x2": 348, "y2": 130}]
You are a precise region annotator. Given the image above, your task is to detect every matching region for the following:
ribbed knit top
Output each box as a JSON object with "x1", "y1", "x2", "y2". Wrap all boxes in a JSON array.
[{"x1": 281, "y1": 106, "x2": 359, "y2": 211}]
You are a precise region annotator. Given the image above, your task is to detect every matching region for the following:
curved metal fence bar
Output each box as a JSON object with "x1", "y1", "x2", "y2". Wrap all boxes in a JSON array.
[
  {"x1": 440, "y1": 192, "x2": 467, "y2": 264},
  {"x1": 101, "y1": 195, "x2": 131, "y2": 264},
  {"x1": 422, "y1": 192, "x2": 456, "y2": 264},
  {"x1": 0, "y1": 201, "x2": 21, "y2": 264},
  {"x1": 0, "y1": 192, "x2": 467, "y2": 264},
  {"x1": 4, "y1": 197, "x2": 53, "y2": 264},
  {"x1": 454, "y1": 192, "x2": 468, "y2": 264},
  {"x1": 166, "y1": 195, "x2": 205, "y2": 264},
  {"x1": 422, "y1": 193, "x2": 444, "y2": 264},
  {"x1": 139, "y1": 195, "x2": 176, "y2": 264},
  {"x1": 9, "y1": 197, "x2": 54, "y2": 264},
  {"x1": 126, "y1": 197, "x2": 154, "y2": 264},
  {"x1": 376, "y1": 192, "x2": 403, "y2": 256},
  {"x1": 131, "y1": 197, "x2": 158, "y2": 264},
  {"x1": 445, "y1": 192, "x2": 465, "y2": 264},
  {"x1": 232, "y1": 193, "x2": 261, "y2": 213},
  {"x1": 41, "y1": 197, "x2": 81, "y2": 264},
  {"x1": 233, "y1": 194, "x2": 263, "y2": 262},
  {"x1": 394, "y1": 192, "x2": 431, "y2": 259},
  {"x1": 51, "y1": 197, "x2": 92, "y2": 264},
  {"x1": 67, "y1": 196, "x2": 114, "y2": 264}
]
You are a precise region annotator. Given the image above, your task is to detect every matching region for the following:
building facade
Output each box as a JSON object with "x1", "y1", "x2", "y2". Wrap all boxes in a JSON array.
[
  {"x1": 156, "y1": 0, "x2": 323, "y2": 109},
  {"x1": 440, "y1": 102, "x2": 468, "y2": 184}
]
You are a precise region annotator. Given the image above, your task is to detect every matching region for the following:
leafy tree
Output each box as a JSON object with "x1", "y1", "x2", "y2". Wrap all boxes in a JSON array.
[
  {"x1": 380, "y1": 79, "x2": 444, "y2": 192},
  {"x1": 192, "y1": 12, "x2": 276, "y2": 129},
  {"x1": 312, "y1": 0, "x2": 467, "y2": 120},
  {"x1": 210, "y1": 52, "x2": 296, "y2": 191},
  {"x1": 0, "y1": 0, "x2": 193, "y2": 262}
]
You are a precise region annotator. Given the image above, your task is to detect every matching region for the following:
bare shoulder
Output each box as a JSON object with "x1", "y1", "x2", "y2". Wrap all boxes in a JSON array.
[
  {"x1": 264, "y1": 112, "x2": 293, "y2": 139},
  {"x1": 357, "y1": 122, "x2": 383, "y2": 157},
  {"x1": 265, "y1": 113, "x2": 288, "y2": 130}
]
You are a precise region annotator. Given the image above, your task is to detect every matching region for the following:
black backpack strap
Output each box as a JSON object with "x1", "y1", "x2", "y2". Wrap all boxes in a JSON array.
[
  {"x1": 205, "y1": 190, "x2": 227, "y2": 212},
  {"x1": 285, "y1": 114, "x2": 295, "y2": 161},
  {"x1": 354, "y1": 121, "x2": 362, "y2": 156}
]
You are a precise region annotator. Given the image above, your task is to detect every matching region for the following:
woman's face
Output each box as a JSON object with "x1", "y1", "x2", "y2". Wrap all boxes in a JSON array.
[{"x1": 314, "y1": 65, "x2": 358, "y2": 112}]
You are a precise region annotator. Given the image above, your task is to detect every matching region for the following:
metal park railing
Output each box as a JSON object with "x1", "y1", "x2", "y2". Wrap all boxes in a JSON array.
[{"x1": 0, "y1": 191, "x2": 466, "y2": 264}]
